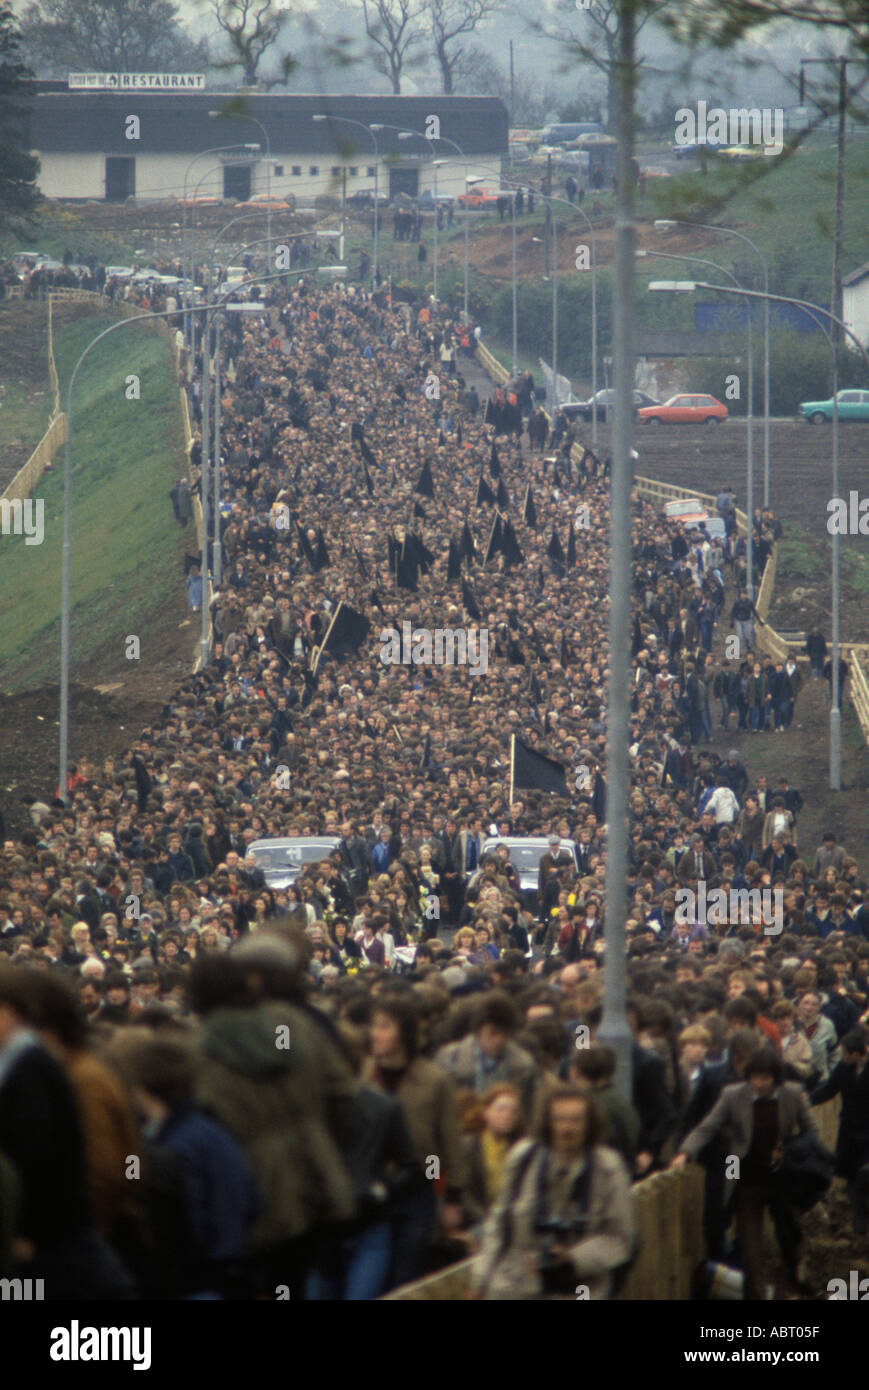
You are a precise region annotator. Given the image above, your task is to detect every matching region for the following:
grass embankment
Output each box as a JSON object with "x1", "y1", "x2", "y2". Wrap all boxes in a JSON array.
[{"x1": 0, "y1": 311, "x2": 187, "y2": 691}]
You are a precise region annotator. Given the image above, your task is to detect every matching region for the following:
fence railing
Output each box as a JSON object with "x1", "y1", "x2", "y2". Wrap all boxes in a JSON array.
[{"x1": 388, "y1": 1097, "x2": 841, "y2": 1300}]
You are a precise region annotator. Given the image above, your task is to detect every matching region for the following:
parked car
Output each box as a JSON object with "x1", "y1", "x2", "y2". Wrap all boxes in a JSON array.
[
  {"x1": 638, "y1": 393, "x2": 728, "y2": 425},
  {"x1": 799, "y1": 388, "x2": 869, "y2": 424},
  {"x1": 235, "y1": 193, "x2": 294, "y2": 212},
  {"x1": 415, "y1": 189, "x2": 454, "y2": 207},
  {"x1": 481, "y1": 837, "x2": 579, "y2": 920},
  {"x1": 346, "y1": 190, "x2": 390, "y2": 209},
  {"x1": 671, "y1": 138, "x2": 730, "y2": 160},
  {"x1": 247, "y1": 837, "x2": 341, "y2": 891},
  {"x1": 561, "y1": 388, "x2": 658, "y2": 422},
  {"x1": 176, "y1": 195, "x2": 222, "y2": 206},
  {"x1": 456, "y1": 188, "x2": 501, "y2": 207}
]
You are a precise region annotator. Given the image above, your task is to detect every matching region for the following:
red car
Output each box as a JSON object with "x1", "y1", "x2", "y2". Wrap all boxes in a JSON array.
[
  {"x1": 637, "y1": 393, "x2": 728, "y2": 426},
  {"x1": 456, "y1": 189, "x2": 502, "y2": 208}
]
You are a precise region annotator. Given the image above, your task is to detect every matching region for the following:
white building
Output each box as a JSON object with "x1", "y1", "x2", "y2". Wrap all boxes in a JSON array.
[{"x1": 26, "y1": 87, "x2": 509, "y2": 206}]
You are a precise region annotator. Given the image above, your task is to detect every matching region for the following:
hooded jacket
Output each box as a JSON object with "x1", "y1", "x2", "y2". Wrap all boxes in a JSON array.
[{"x1": 195, "y1": 1001, "x2": 356, "y2": 1250}]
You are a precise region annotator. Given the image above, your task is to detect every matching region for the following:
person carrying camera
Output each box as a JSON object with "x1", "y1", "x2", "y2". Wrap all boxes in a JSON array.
[{"x1": 469, "y1": 1085, "x2": 636, "y2": 1300}]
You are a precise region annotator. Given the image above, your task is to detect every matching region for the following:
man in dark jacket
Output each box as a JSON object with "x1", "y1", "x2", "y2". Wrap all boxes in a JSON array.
[
  {"x1": 811, "y1": 1032, "x2": 869, "y2": 1234},
  {"x1": 167, "y1": 832, "x2": 196, "y2": 883},
  {"x1": 673, "y1": 1047, "x2": 817, "y2": 1297},
  {"x1": 0, "y1": 970, "x2": 134, "y2": 1297}
]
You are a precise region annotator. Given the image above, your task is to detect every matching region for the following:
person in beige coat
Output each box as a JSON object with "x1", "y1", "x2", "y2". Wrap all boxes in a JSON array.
[{"x1": 471, "y1": 1085, "x2": 636, "y2": 1300}]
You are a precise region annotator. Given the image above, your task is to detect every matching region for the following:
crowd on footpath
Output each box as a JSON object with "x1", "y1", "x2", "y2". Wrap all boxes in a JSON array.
[{"x1": 0, "y1": 278, "x2": 867, "y2": 1304}]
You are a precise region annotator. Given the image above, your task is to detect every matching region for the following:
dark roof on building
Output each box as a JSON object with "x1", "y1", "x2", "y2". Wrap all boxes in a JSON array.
[
  {"x1": 843, "y1": 262, "x2": 869, "y2": 288},
  {"x1": 26, "y1": 92, "x2": 509, "y2": 157},
  {"x1": 637, "y1": 331, "x2": 733, "y2": 358}
]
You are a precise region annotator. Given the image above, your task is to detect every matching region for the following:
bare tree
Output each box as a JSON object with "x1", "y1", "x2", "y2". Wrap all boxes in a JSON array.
[
  {"x1": 453, "y1": 41, "x2": 552, "y2": 124},
  {"x1": 210, "y1": 0, "x2": 289, "y2": 87},
  {"x1": 529, "y1": 0, "x2": 674, "y2": 132},
  {"x1": 358, "y1": 0, "x2": 426, "y2": 93},
  {"x1": 422, "y1": 0, "x2": 501, "y2": 95},
  {"x1": 19, "y1": 0, "x2": 207, "y2": 74}
]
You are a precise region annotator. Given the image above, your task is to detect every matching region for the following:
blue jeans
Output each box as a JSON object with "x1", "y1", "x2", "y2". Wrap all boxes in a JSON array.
[{"x1": 306, "y1": 1222, "x2": 393, "y2": 1301}]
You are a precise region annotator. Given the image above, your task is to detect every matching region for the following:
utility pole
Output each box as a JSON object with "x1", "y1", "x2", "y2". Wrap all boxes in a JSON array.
[
  {"x1": 509, "y1": 40, "x2": 515, "y2": 125},
  {"x1": 597, "y1": 0, "x2": 636, "y2": 1102}
]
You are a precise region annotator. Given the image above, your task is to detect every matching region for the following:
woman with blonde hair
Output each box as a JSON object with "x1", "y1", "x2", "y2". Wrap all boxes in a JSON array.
[{"x1": 462, "y1": 1083, "x2": 525, "y2": 1228}]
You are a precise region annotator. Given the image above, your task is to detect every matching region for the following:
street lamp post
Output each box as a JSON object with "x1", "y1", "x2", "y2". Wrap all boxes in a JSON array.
[
  {"x1": 317, "y1": 114, "x2": 382, "y2": 284},
  {"x1": 548, "y1": 194, "x2": 597, "y2": 444},
  {"x1": 642, "y1": 247, "x2": 755, "y2": 598},
  {"x1": 655, "y1": 218, "x2": 771, "y2": 506},
  {"x1": 181, "y1": 144, "x2": 260, "y2": 344},
  {"x1": 210, "y1": 110, "x2": 273, "y2": 272},
  {"x1": 649, "y1": 279, "x2": 869, "y2": 792},
  {"x1": 59, "y1": 267, "x2": 341, "y2": 801}
]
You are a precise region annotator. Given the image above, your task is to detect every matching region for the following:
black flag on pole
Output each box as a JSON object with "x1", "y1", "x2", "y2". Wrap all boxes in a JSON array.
[
  {"x1": 489, "y1": 440, "x2": 501, "y2": 478},
  {"x1": 313, "y1": 530, "x2": 330, "y2": 572},
  {"x1": 416, "y1": 458, "x2": 435, "y2": 498},
  {"x1": 462, "y1": 578, "x2": 482, "y2": 621},
  {"x1": 485, "y1": 513, "x2": 504, "y2": 564},
  {"x1": 512, "y1": 736, "x2": 567, "y2": 795},
  {"x1": 523, "y1": 484, "x2": 537, "y2": 529},
  {"x1": 460, "y1": 521, "x2": 476, "y2": 563},
  {"x1": 320, "y1": 603, "x2": 372, "y2": 659},
  {"x1": 413, "y1": 499, "x2": 426, "y2": 519},
  {"x1": 476, "y1": 470, "x2": 496, "y2": 506},
  {"x1": 547, "y1": 526, "x2": 565, "y2": 567},
  {"x1": 501, "y1": 518, "x2": 524, "y2": 568},
  {"x1": 566, "y1": 521, "x2": 576, "y2": 569},
  {"x1": 496, "y1": 477, "x2": 510, "y2": 511},
  {"x1": 447, "y1": 538, "x2": 462, "y2": 581}
]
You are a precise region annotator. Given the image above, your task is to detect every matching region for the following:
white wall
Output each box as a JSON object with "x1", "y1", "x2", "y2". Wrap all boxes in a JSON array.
[
  {"x1": 34, "y1": 151, "x2": 504, "y2": 205},
  {"x1": 843, "y1": 280, "x2": 869, "y2": 349}
]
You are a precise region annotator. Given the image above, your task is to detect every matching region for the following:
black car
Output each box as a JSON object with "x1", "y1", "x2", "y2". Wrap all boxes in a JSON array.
[{"x1": 560, "y1": 389, "x2": 658, "y2": 422}]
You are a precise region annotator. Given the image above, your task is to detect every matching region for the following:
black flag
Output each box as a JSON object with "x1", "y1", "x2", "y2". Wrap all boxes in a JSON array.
[
  {"x1": 320, "y1": 602, "x2": 372, "y2": 659},
  {"x1": 404, "y1": 531, "x2": 435, "y2": 574},
  {"x1": 460, "y1": 521, "x2": 476, "y2": 563},
  {"x1": 501, "y1": 518, "x2": 524, "y2": 568},
  {"x1": 416, "y1": 458, "x2": 435, "y2": 498},
  {"x1": 523, "y1": 484, "x2": 537, "y2": 529},
  {"x1": 485, "y1": 513, "x2": 503, "y2": 563},
  {"x1": 414, "y1": 499, "x2": 426, "y2": 519},
  {"x1": 362, "y1": 459, "x2": 374, "y2": 496},
  {"x1": 313, "y1": 529, "x2": 330, "y2": 572},
  {"x1": 566, "y1": 522, "x2": 576, "y2": 569},
  {"x1": 547, "y1": 526, "x2": 565, "y2": 566},
  {"x1": 496, "y1": 477, "x2": 510, "y2": 511},
  {"x1": 296, "y1": 521, "x2": 316, "y2": 568},
  {"x1": 512, "y1": 736, "x2": 567, "y2": 795},
  {"x1": 462, "y1": 578, "x2": 482, "y2": 621},
  {"x1": 489, "y1": 440, "x2": 501, "y2": 478},
  {"x1": 354, "y1": 545, "x2": 369, "y2": 580},
  {"x1": 420, "y1": 733, "x2": 431, "y2": 769},
  {"x1": 560, "y1": 632, "x2": 569, "y2": 667},
  {"x1": 447, "y1": 538, "x2": 462, "y2": 581},
  {"x1": 476, "y1": 470, "x2": 496, "y2": 506},
  {"x1": 530, "y1": 671, "x2": 544, "y2": 707}
]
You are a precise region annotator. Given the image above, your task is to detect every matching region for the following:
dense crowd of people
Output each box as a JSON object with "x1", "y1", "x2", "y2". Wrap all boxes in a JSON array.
[{"x1": 0, "y1": 277, "x2": 866, "y2": 1303}]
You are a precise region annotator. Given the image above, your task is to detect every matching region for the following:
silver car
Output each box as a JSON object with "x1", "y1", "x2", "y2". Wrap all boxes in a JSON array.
[
  {"x1": 482, "y1": 837, "x2": 580, "y2": 918},
  {"x1": 247, "y1": 837, "x2": 340, "y2": 891}
]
